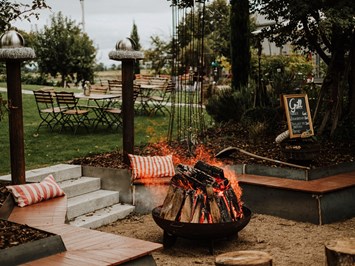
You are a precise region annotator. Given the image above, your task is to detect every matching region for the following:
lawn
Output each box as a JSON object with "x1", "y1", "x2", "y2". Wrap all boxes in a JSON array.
[{"x1": 0, "y1": 84, "x2": 171, "y2": 175}]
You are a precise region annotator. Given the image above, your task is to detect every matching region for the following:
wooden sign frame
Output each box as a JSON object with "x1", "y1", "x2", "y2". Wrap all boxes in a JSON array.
[{"x1": 283, "y1": 94, "x2": 314, "y2": 138}]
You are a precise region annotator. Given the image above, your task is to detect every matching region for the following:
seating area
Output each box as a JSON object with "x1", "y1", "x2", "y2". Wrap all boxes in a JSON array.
[
  {"x1": 33, "y1": 78, "x2": 174, "y2": 133},
  {"x1": 7, "y1": 188, "x2": 162, "y2": 265}
]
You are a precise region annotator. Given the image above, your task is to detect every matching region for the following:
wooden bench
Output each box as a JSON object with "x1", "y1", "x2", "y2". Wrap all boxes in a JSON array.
[{"x1": 8, "y1": 195, "x2": 162, "y2": 265}]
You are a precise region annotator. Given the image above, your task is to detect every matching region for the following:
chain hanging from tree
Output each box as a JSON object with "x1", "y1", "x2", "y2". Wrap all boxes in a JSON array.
[{"x1": 167, "y1": 0, "x2": 207, "y2": 153}]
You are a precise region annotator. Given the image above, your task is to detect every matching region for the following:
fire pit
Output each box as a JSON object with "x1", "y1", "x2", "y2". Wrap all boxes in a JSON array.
[
  {"x1": 152, "y1": 205, "x2": 251, "y2": 253},
  {"x1": 152, "y1": 161, "x2": 251, "y2": 253}
]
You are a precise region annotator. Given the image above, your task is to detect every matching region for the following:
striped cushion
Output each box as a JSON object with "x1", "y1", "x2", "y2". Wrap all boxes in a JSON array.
[
  {"x1": 6, "y1": 175, "x2": 65, "y2": 207},
  {"x1": 129, "y1": 154, "x2": 175, "y2": 180}
]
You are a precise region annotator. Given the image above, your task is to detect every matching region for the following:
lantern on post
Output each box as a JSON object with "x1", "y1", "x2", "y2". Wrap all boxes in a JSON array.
[
  {"x1": 109, "y1": 38, "x2": 144, "y2": 164},
  {"x1": 0, "y1": 30, "x2": 36, "y2": 184}
]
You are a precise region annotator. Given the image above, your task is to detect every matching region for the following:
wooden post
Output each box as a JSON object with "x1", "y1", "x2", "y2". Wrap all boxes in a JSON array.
[
  {"x1": 108, "y1": 38, "x2": 144, "y2": 165},
  {"x1": 6, "y1": 60, "x2": 26, "y2": 184},
  {"x1": 0, "y1": 30, "x2": 35, "y2": 185},
  {"x1": 121, "y1": 59, "x2": 135, "y2": 164},
  {"x1": 325, "y1": 238, "x2": 355, "y2": 266},
  {"x1": 215, "y1": 251, "x2": 272, "y2": 266}
]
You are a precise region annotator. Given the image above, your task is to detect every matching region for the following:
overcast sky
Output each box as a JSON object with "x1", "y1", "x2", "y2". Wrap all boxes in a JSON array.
[{"x1": 12, "y1": 0, "x2": 173, "y2": 66}]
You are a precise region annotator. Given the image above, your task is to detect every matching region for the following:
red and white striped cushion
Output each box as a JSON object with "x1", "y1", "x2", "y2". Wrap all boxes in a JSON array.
[
  {"x1": 129, "y1": 154, "x2": 175, "y2": 180},
  {"x1": 6, "y1": 175, "x2": 65, "y2": 207}
]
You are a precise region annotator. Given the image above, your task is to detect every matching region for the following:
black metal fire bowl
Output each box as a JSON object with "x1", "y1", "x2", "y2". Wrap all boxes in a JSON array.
[{"x1": 152, "y1": 205, "x2": 251, "y2": 253}]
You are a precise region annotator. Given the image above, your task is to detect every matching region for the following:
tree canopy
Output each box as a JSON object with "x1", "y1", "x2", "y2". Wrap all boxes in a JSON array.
[
  {"x1": 33, "y1": 12, "x2": 97, "y2": 87},
  {"x1": 251, "y1": 0, "x2": 355, "y2": 135},
  {"x1": 0, "y1": 0, "x2": 49, "y2": 32}
]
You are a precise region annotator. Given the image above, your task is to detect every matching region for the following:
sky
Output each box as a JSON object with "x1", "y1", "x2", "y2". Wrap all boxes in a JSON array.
[{"x1": 12, "y1": 0, "x2": 173, "y2": 66}]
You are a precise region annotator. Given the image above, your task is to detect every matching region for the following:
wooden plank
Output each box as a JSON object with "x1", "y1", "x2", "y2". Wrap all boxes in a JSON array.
[{"x1": 238, "y1": 171, "x2": 355, "y2": 194}]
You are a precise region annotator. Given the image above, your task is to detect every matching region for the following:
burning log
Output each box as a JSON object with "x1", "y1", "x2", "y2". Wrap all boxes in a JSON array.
[{"x1": 160, "y1": 161, "x2": 243, "y2": 223}]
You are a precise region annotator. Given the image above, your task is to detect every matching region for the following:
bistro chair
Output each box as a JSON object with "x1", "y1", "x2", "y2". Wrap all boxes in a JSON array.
[
  {"x1": 33, "y1": 90, "x2": 62, "y2": 133},
  {"x1": 104, "y1": 84, "x2": 140, "y2": 130},
  {"x1": 55, "y1": 91, "x2": 91, "y2": 134},
  {"x1": 149, "y1": 82, "x2": 175, "y2": 115},
  {"x1": 108, "y1": 80, "x2": 123, "y2": 97}
]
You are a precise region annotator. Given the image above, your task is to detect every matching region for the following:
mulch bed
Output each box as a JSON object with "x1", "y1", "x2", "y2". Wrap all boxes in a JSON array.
[
  {"x1": 70, "y1": 122, "x2": 355, "y2": 170},
  {"x1": 0, "y1": 219, "x2": 53, "y2": 250}
]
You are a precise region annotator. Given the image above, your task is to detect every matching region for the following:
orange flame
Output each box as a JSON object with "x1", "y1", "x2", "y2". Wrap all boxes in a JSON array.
[{"x1": 141, "y1": 142, "x2": 243, "y2": 203}]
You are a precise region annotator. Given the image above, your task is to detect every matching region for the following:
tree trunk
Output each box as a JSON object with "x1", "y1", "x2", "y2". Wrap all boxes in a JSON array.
[
  {"x1": 348, "y1": 31, "x2": 355, "y2": 119},
  {"x1": 215, "y1": 250, "x2": 272, "y2": 266},
  {"x1": 325, "y1": 238, "x2": 355, "y2": 266},
  {"x1": 230, "y1": 0, "x2": 250, "y2": 91},
  {"x1": 315, "y1": 27, "x2": 346, "y2": 135}
]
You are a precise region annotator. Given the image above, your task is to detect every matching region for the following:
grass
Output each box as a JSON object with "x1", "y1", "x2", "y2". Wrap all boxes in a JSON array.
[{"x1": 0, "y1": 85, "x2": 171, "y2": 175}]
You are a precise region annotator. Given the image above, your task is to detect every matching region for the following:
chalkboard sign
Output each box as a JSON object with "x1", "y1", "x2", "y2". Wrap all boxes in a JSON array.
[{"x1": 283, "y1": 94, "x2": 314, "y2": 138}]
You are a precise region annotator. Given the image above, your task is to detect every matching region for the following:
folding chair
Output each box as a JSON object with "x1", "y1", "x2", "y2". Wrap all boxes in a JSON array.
[
  {"x1": 33, "y1": 90, "x2": 62, "y2": 133},
  {"x1": 104, "y1": 84, "x2": 141, "y2": 130},
  {"x1": 149, "y1": 83, "x2": 175, "y2": 115},
  {"x1": 55, "y1": 91, "x2": 91, "y2": 134}
]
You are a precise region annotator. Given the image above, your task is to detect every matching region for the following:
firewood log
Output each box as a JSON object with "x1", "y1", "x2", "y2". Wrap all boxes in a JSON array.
[
  {"x1": 325, "y1": 238, "x2": 355, "y2": 266},
  {"x1": 160, "y1": 185, "x2": 177, "y2": 218},
  {"x1": 180, "y1": 190, "x2": 193, "y2": 222},
  {"x1": 206, "y1": 185, "x2": 221, "y2": 223},
  {"x1": 191, "y1": 194, "x2": 204, "y2": 223},
  {"x1": 163, "y1": 187, "x2": 185, "y2": 221}
]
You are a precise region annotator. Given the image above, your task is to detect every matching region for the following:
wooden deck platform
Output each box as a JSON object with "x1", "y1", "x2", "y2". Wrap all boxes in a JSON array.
[
  {"x1": 8, "y1": 195, "x2": 162, "y2": 265},
  {"x1": 238, "y1": 171, "x2": 355, "y2": 225}
]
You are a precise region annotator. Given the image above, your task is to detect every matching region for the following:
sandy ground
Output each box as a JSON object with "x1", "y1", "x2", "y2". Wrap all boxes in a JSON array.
[{"x1": 98, "y1": 212, "x2": 355, "y2": 266}]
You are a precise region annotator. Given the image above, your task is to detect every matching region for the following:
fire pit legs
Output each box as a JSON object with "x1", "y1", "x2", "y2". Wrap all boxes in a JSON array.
[
  {"x1": 163, "y1": 231, "x2": 177, "y2": 248},
  {"x1": 209, "y1": 241, "x2": 214, "y2": 255}
]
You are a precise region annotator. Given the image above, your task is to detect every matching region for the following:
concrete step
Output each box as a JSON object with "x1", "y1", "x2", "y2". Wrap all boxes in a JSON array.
[
  {"x1": 59, "y1": 177, "x2": 101, "y2": 198},
  {"x1": 0, "y1": 164, "x2": 82, "y2": 183},
  {"x1": 67, "y1": 190, "x2": 120, "y2": 220},
  {"x1": 69, "y1": 203, "x2": 135, "y2": 229}
]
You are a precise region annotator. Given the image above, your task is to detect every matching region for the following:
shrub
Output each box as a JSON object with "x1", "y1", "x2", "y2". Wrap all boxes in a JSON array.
[{"x1": 205, "y1": 88, "x2": 252, "y2": 123}]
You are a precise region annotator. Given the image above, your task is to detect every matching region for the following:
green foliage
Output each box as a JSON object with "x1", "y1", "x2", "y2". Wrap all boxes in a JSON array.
[
  {"x1": 33, "y1": 12, "x2": 96, "y2": 87},
  {"x1": 130, "y1": 21, "x2": 142, "y2": 74},
  {"x1": 144, "y1": 35, "x2": 171, "y2": 75},
  {"x1": 0, "y1": 0, "x2": 49, "y2": 32},
  {"x1": 260, "y1": 54, "x2": 313, "y2": 95},
  {"x1": 0, "y1": 93, "x2": 7, "y2": 122},
  {"x1": 249, "y1": 52, "x2": 314, "y2": 106},
  {"x1": 205, "y1": 88, "x2": 252, "y2": 123}
]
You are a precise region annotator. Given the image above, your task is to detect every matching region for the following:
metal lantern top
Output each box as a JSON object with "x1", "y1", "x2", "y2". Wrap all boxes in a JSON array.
[
  {"x1": 109, "y1": 37, "x2": 144, "y2": 61},
  {"x1": 0, "y1": 30, "x2": 35, "y2": 61}
]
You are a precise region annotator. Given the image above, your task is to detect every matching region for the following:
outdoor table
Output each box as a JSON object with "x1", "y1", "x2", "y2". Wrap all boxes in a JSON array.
[
  {"x1": 75, "y1": 93, "x2": 120, "y2": 129},
  {"x1": 137, "y1": 84, "x2": 163, "y2": 114}
]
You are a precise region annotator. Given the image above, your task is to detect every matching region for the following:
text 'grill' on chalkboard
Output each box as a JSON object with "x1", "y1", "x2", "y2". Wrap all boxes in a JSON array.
[{"x1": 283, "y1": 94, "x2": 314, "y2": 138}]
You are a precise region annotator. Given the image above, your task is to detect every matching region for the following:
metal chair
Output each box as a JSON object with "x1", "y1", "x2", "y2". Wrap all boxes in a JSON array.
[
  {"x1": 55, "y1": 91, "x2": 91, "y2": 134},
  {"x1": 33, "y1": 90, "x2": 62, "y2": 133},
  {"x1": 104, "y1": 84, "x2": 140, "y2": 130},
  {"x1": 149, "y1": 83, "x2": 175, "y2": 115}
]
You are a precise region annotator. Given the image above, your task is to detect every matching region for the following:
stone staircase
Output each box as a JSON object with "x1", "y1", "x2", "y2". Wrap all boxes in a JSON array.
[{"x1": 0, "y1": 164, "x2": 135, "y2": 229}]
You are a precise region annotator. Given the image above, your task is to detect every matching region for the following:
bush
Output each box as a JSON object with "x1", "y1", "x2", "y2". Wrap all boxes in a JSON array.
[{"x1": 205, "y1": 88, "x2": 252, "y2": 123}]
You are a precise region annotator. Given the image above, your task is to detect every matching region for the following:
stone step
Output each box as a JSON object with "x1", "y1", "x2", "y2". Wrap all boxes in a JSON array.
[
  {"x1": 69, "y1": 203, "x2": 135, "y2": 229},
  {"x1": 67, "y1": 190, "x2": 120, "y2": 220},
  {"x1": 59, "y1": 177, "x2": 101, "y2": 198},
  {"x1": 0, "y1": 164, "x2": 82, "y2": 183}
]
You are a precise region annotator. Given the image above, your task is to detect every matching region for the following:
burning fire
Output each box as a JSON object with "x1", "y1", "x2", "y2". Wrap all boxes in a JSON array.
[
  {"x1": 141, "y1": 142, "x2": 244, "y2": 223},
  {"x1": 142, "y1": 142, "x2": 243, "y2": 204}
]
